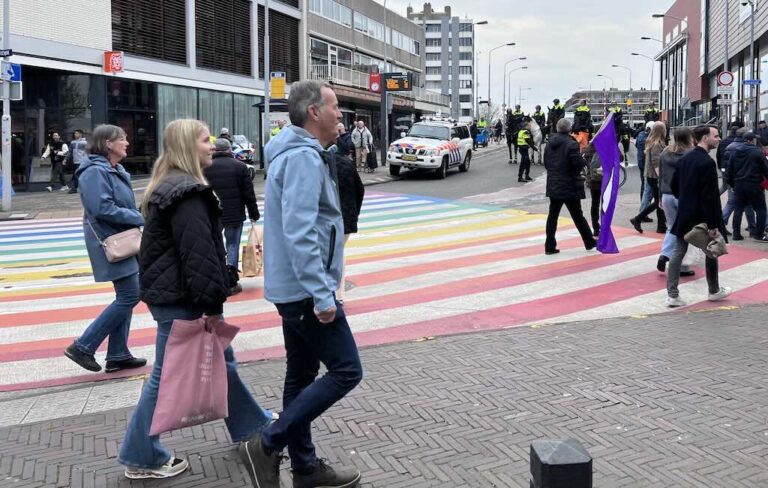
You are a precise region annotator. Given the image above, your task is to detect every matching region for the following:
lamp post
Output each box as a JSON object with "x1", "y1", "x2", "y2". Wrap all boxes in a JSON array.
[
  {"x1": 597, "y1": 74, "x2": 614, "y2": 90},
  {"x1": 641, "y1": 36, "x2": 663, "y2": 44},
  {"x1": 631, "y1": 52, "x2": 655, "y2": 92},
  {"x1": 503, "y1": 57, "x2": 527, "y2": 108},
  {"x1": 473, "y1": 20, "x2": 488, "y2": 118},
  {"x1": 517, "y1": 87, "x2": 532, "y2": 107},
  {"x1": 744, "y1": 0, "x2": 757, "y2": 128},
  {"x1": 506, "y1": 66, "x2": 528, "y2": 108},
  {"x1": 1, "y1": 0, "x2": 10, "y2": 211},
  {"x1": 612, "y1": 63, "x2": 633, "y2": 124},
  {"x1": 487, "y1": 42, "x2": 515, "y2": 114}
]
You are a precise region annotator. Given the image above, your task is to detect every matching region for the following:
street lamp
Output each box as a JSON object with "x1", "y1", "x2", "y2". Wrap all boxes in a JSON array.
[
  {"x1": 611, "y1": 64, "x2": 632, "y2": 91},
  {"x1": 652, "y1": 13, "x2": 685, "y2": 22},
  {"x1": 641, "y1": 36, "x2": 663, "y2": 43},
  {"x1": 473, "y1": 21, "x2": 488, "y2": 118},
  {"x1": 632, "y1": 52, "x2": 657, "y2": 94},
  {"x1": 744, "y1": 0, "x2": 757, "y2": 127},
  {"x1": 503, "y1": 57, "x2": 527, "y2": 108},
  {"x1": 506, "y1": 66, "x2": 528, "y2": 107},
  {"x1": 517, "y1": 87, "x2": 532, "y2": 106},
  {"x1": 487, "y1": 42, "x2": 516, "y2": 112},
  {"x1": 597, "y1": 74, "x2": 614, "y2": 90}
]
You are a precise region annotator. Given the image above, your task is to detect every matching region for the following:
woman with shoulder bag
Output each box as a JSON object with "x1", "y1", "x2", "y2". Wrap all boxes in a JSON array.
[
  {"x1": 119, "y1": 119, "x2": 274, "y2": 480},
  {"x1": 64, "y1": 125, "x2": 147, "y2": 374}
]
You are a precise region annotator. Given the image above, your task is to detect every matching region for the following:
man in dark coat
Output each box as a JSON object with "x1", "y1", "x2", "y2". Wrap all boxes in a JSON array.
[
  {"x1": 666, "y1": 125, "x2": 730, "y2": 307},
  {"x1": 335, "y1": 123, "x2": 365, "y2": 303},
  {"x1": 543, "y1": 118, "x2": 597, "y2": 255},
  {"x1": 470, "y1": 120, "x2": 479, "y2": 150},
  {"x1": 725, "y1": 132, "x2": 768, "y2": 242},
  {"x1": 203, "y1": 138, "x2": 260, "y2": 294}
]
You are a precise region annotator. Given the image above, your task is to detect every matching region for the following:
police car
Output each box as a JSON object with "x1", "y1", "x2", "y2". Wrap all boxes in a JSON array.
[{"x1": 386, "y1": 117, "x2": 473, "y2": 179}]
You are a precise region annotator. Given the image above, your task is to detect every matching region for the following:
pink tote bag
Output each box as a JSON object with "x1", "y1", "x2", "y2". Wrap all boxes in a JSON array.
[{"x1": 149, "y1": 317, "x2": 240, "y2": 436}]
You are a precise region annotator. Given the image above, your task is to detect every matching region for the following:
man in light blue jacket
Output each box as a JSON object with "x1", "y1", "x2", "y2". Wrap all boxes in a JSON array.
[{"x1": 240, "y1": 80, "x2": 363, "y2": 488}]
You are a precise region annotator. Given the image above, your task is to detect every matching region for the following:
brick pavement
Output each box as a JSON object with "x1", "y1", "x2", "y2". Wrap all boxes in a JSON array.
[{"x1": 3, "y1": 305, "x2": 768, "y2": 487}]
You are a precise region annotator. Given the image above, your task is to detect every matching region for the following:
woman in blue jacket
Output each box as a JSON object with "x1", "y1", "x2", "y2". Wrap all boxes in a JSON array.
[{"x1": 64, "y1": 125, "x2": 147, "y2": 374}]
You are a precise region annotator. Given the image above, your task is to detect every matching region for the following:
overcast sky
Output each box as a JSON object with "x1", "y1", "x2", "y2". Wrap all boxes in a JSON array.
[{"x1": 387, "y1": 0, "x2": 676, "y2": 113}]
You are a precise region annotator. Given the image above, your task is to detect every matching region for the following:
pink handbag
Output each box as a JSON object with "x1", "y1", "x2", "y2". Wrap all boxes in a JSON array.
[{"x1": 149, "y1": 317, "x2": 240, "y2": 436}]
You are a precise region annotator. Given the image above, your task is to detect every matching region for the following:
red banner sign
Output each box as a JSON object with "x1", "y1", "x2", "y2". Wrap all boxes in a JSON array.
[{"x1": 369, "y1": 73, "x2": 381, "y2": 93}]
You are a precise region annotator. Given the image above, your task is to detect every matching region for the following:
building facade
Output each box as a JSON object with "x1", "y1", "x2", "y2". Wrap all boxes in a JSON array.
[
  {"x1": 655, "y1": 0, "x2": 705, "y2": 126},
  {"x1": 0, "y1": 0, "x2": 301, "y2": 187},
  {"x1": 406, "y1": 3, "x2": 475, "y2": 120},
  {"x1": 306, "y1": 0, "x2": 449, "y2": 146}
]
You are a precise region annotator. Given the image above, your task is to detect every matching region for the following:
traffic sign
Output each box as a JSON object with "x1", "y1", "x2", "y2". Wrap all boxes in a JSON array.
[
  {"x1": 0, "y1": 61, "x2": 18, "y2": 81},
  {"x1": 717, "y1": 85, "x2": 734, "y2": 96},
  {"x1": 717, "y1": 71, "x2": 734, "y2": 86},
  {"x1": 743, "y1": 79, "x2": 762, "y2": 85}
]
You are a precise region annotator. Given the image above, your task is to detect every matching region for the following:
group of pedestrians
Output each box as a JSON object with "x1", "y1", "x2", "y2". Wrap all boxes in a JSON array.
[
  {"x1": 62, "y1": 80, "x2": 365, "y2": 487},
  {"x1": 43, "y1": 130, "x2": 88, "y2": 193}
]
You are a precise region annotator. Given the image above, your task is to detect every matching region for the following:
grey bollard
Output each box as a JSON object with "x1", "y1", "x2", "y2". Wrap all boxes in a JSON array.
[{"x1": 530, "y1": 439, "x2": 592, "y2": 488}]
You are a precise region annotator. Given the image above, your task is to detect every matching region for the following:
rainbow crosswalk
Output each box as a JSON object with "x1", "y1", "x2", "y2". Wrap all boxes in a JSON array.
[{"x1": 1, "y1": 191, "x2": 768, "y2": 392}]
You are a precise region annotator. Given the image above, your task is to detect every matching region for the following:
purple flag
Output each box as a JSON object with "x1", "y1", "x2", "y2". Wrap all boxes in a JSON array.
[{"x1": 592, "y1": 113, "x2": 620, "y2": 254}]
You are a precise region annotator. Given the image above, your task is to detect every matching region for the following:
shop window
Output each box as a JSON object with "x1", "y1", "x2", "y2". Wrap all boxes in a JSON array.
[
  {"x1": 199, "y1": 89, "x2": 234, "y2": 138},
  {"x1": 157, "y1": 84, "x2": 198, "y2": 148},
  {"x1": 197, "y1": 0, "x2": 252, "y2": 76},
  {"x1": 259, "y1": 6, "x2": 300, "y2": 82},
  {"x1": 112, "y1": 0, "x2": 186, "y2": 65}
]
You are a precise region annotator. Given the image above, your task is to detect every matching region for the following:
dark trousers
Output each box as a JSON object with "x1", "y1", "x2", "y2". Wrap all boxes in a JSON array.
[
  {"x1": 637, "y1": 177, "x2": 666, "y2": 229},
  {"x1": 263, "y1": 299, "x2": 363, "y2": 469},
  {"x1": 69, "y1": 167, "x2": 79, "y2": 191},
  {"x1": 667, "y1": 238, "x2": 719, "y2": 297},
  {"x1": 545, "y1": 198, "x2": 597, "y2": 252},
  {"x1": 518, "y1": 147, "x2": 531, "y2": 179},
  {"x1": 733, "y1": 183, "x2": 767, "y2": 238},
  {"x1": 590, "y1": 188, "x2": 601, "y2": 234},
  {"x1": 507, "y1": 141, "x2": 514, "y2": 160},
  {"x1": 49, "y1": 161, "x2": 66, "y2": 188}
]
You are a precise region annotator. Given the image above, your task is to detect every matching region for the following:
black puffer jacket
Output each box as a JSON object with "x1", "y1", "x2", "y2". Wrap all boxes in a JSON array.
[
  {"x1": 335, "y1": 153, "x2": 365, "y2": 234},
  {"x1": 139, "y1": 172, "x2": 229, "y2": 315},
  {"x1": 204, "y1": 152, "x2": 259, "y2": 226},
  {"x1": 544, "y1": 132, "x2": 586, "y2": 200}
]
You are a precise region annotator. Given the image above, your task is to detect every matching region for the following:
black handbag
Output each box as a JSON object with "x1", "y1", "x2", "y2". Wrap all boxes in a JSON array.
[{"x1": 366, "y1": 145, "x2": 378, "y2": 170}]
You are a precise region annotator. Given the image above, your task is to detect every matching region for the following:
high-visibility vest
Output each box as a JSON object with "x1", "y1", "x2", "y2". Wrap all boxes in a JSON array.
[
  {"x1": 271, "y1": 126, "x2": 281, "y2": 137},
  {"x1": 552, "y1": 103, "x2": 564, "y2": 110},
  {"x1": 512, "y1": 110, "x2": 524, "y2": 117},
  {"x1": 478, "y1": 120, "x2": 488, "y2": 128},
  {"x1": 517, "y1": 129, "x2": 530, "y2": 146},
  {"x1": 608, "y1": 106, "x2": 622, "y2": 114},
  {"x1": 645, "y1": 107, "x2": 659, "y2": 114},
  {"x1": 576, "y1": 105, "x2": 590, "y2": 113}
]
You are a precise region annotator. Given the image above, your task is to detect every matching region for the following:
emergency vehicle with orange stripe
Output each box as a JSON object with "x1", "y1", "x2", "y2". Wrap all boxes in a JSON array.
[{"x1": 386, "y1": 117, "x2": 474, "y2": 179}]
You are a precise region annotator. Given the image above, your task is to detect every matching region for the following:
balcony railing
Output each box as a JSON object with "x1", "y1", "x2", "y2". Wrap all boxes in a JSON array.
[{"x1": 309, "y1": 64, "x2": 450, "y2": 107}]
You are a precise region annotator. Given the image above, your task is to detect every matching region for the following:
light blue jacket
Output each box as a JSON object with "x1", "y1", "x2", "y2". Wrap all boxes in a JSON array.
[
  {"x1": 76, "y1": 155, "x2": 144, "y2": 282},
  {"x1": 263, "y1": 125, "x2": 343, "y2": 311}
]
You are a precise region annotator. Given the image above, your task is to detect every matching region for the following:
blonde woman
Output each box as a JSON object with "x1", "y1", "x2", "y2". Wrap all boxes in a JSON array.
[
  {"x1": 119, "y1": 119, "x2": 273, "y2": 480},
  {"x1": 631, "y1": 121, "x2": 668, "y2": 233}
]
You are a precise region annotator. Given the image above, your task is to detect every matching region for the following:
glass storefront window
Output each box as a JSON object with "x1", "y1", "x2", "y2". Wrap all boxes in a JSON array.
[
  {"x1": 234, "y1": 93, "x2": 262, "y2": 159},
  {"x1": 199, "y1": 89, "x2": 234, "y2": 137},
  {"x1": 158, "y1": 84, "x2": 198, "y2": 148}
]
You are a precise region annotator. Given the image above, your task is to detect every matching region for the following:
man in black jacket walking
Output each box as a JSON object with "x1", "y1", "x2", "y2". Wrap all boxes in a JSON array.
[
  {"x1": 725, "y1": 132, "x2": 768, "y2": 242},
  {"x1": 543, "y1": 118, "x2": 597, "y2": 254},
  {"x1": 666, "y1": 125, "x2": 731, "y2": 307},
  {"x1": 203, "y1": 138, "x2": 260, "y2": 295}
]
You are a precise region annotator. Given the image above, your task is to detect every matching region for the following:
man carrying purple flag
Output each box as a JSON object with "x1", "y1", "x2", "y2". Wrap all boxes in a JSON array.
[
  {"x1": 543, "y1": 118, "x2": 597, "y2": 255},
  {"x1": 592, "y1": 113, "x2": 622, "y2": 254}
]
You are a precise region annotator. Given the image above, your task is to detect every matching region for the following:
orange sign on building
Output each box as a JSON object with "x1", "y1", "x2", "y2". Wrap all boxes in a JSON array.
[{"x1": 104, "y1": 51, "x2": 125, "y2": 74}]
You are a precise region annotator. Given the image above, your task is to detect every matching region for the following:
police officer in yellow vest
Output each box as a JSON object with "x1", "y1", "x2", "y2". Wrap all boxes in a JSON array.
[
  {"x1": 509, "y1": 105, "x2": 526, "y2": 163},
  {"x1": 532, "y1": 106, "x2": 546, "y2": 164},
  {"x1": 270, "y1": 119, "x2": 286, "y2": 137},
  {"x1": 607, "y1": 102, "x2": 624, "y2": 142},
  {"x1": 547, "y1": 99, "x2": 565, "y2": 130},
  {"x1": 516, "y1": 118, "x2": 537, "y2": 182},
  {"x1": 644, "y1": 101, "x2": 660, "y2": 123},
  {"x1": 572, "y1": 100, "x2": 592, "y2": 134},
  {"x1": 478, "y1": 117, "x2": 488, "y2": 130}
]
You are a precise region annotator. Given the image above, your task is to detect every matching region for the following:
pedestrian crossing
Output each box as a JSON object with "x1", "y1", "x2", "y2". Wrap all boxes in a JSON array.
[{"x1": 1, "y1": 191, "x2": 767, "y2": 391}]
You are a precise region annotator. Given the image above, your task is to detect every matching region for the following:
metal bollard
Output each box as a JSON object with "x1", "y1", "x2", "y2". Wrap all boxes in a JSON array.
[{"x1": 530, "y1": 439, "x2": 592, "y2": 488}]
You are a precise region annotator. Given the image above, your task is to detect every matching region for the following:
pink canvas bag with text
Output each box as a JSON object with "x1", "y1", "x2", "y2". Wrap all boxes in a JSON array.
[{"x1": 149, "y1": 317, "x2": 240, "y2": 436}]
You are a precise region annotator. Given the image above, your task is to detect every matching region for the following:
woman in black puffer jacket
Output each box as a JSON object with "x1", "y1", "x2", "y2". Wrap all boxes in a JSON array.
[
  {"x1": 335, "y1": 123, "x2": 365, "y2": 303},
  {"x1": 118, "y1": 119, "x2": 274, "y2": 481}
]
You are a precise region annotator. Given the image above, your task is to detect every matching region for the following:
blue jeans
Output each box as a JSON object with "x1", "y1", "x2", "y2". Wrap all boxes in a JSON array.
[
  {"x1": 661, "y1": 194, "x2": 690, "y2": 271},
  {"x1": 638, "y1": 176, "x2": 652, "y2": 213},
  {"x1": 74, "y1": 273, "x2": 139, "y2": 361},
  {"x1": 722, "y1": 188, "x2": 756, "y2": 232},
  {"x1": 262, "y1": 299, "x2": 362, "y2": 469},
  {"x1": 224, "y1": 224, "x2": 244, "y2": 269},
  {"x1": 119, "y1": 305, "x2": 272, "y2": 469}
]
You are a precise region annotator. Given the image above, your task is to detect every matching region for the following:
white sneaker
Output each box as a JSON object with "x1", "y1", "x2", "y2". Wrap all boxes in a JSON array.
[
  {"x1": 45, "y1": 186, "x2": 52, "y2": 192},
  {"x1": 708, "y1": 287, "x2": 732, "y2": 302},
  {"x1": 125, "y1": 457, "x2": 188, "y2": 479},
  {"x1": 666, "y1": 296, "x2": 686, "y2": 308},
  {"x1": 59, "y1": 185, "x2": 69, "y2": 192}
]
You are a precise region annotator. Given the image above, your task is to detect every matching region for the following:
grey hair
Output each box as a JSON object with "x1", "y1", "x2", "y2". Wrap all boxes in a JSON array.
[
  {"x1": 288, "y1": 80, "x2": 331, "y2": 127},
  {"x1": 86, "y1": 124, "x2": 127, "y2": 157},
  {"x1": 556, "y1": 118, "x2": 572, "y2": 134}
]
